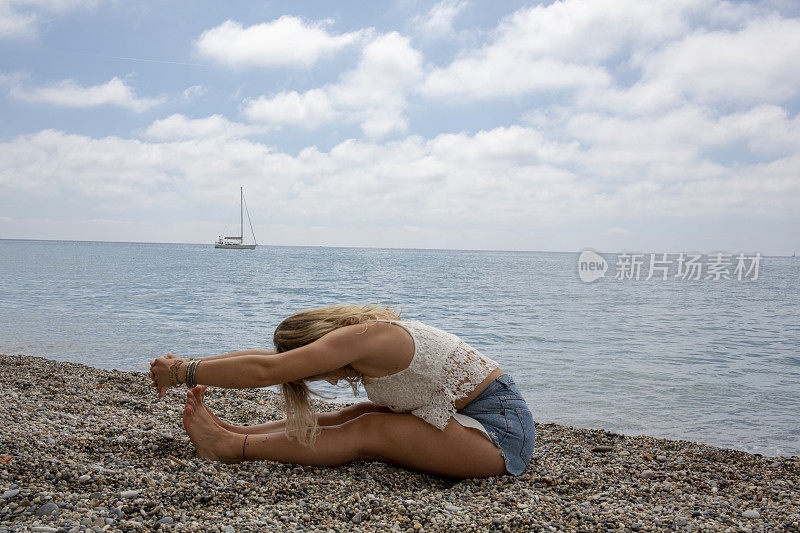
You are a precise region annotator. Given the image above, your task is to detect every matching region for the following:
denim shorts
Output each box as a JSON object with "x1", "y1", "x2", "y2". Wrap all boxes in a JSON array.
[{"x1": 457, "y1": 374, "x2": 535, "y2": 476}]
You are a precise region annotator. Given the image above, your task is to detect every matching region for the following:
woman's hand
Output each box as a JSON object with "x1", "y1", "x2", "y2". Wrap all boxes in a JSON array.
[{"x1": 149, "y1": 353, "x2": 186, "y2": 398}]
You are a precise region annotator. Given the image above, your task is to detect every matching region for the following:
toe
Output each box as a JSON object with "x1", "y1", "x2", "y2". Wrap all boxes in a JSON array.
[{"x1": 195, "y1": 385, "x2": 207, "y2": 401}]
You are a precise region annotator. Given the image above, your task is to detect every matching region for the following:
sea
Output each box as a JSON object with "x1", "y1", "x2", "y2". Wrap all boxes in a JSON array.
[{"x1": 1, "y1": 239, "x2": 798, "y2": 457}]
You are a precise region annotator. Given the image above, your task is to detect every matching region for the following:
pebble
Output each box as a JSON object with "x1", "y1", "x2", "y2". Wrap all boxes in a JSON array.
[
  {"x1": 35, "y1": 501, "x2": 59, "y2": 516},
  {"x1": 1, "y1": 354, "x2": 799, "y2": 532},
  {"x1": 591, "y1": 445, "x2": 614, "y2": 453},
  {"x1": 743, "y1": 509, "x2": 761, "y2": 519}
]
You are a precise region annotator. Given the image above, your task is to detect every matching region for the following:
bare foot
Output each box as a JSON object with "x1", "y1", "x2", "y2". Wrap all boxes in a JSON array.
[
  {"x1": 191, "y1": 385, "x2": 237, "y2": 432},
  {"x1": 183, "y1": 389, "x2": 242, "y2": 464}
]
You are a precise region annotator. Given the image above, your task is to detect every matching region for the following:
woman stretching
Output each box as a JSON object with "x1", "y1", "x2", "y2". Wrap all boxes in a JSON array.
[{"x1": 149, "y1": 305, "x2": 535, "y2": 479}]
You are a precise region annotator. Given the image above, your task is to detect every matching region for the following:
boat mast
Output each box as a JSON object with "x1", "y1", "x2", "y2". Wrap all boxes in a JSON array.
[{"x1": 240, "y1": 186, "x2": 243, "y2": 241}]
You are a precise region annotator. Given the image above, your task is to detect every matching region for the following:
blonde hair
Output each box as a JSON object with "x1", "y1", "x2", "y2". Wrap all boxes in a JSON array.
[{"x1": 273, "y1": 304, "x2": 402, "y2": 448}]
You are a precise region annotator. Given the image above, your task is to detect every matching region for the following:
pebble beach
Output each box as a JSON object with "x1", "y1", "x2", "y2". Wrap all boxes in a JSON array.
[{"x1": 1, "y1": 354, "x2": 798, "y2": 532}]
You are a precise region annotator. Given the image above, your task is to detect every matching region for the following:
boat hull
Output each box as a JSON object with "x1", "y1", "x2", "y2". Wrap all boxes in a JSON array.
[{"x1": 214, "y1": 243, "x2": 257, "y2": 249}]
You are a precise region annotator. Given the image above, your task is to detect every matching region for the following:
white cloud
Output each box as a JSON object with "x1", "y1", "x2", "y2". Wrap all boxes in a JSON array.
[
  {"x1": 640, "y1": 16, "x2": 800, "y2": 106},
  {"x1": 0, "y1": 0, "x2": 101, "y2": 39},
  {"x1": 718, "y1": 105, "x2": 800, "y2": 155},
  {"x1": 421, "y1": 0, "x2": 701, "y2": 100},
  {"x1": 243, "y1": 32, "x2": 423, "y2": 138},
  {"x1": 0, "y1": 2, "x2": 38, "y2": 39},
  {"x1": 577, "y1": 16, "x2": 800, "y2": 114},
  {"x1": 2, "y1": 120, "x2": 798, "y2": 232},
  {"x1": 412, "y1": 0, "x2": 468, "y2": 39},
  {"x1": 194, "y1": 17, "x2": 365, "y2": 68},
  {"x1": 244, "y1": 89, "x2": 336, "y2": 129},
  {"x1": 141, "y1": 114, "x2": 270, "y2": 141},
  {"x1": 8, "y1": 76, "x2": 165, "y2": 112},
  {"x1": 424, "y1": 58, "x2": 611, "y2": 101},
  {"x1": 182, "y1": 85, "x2": 208, "y2": 101},
  {"x1": 603, "y1": 227, "x2": 633, "y2": 236}
]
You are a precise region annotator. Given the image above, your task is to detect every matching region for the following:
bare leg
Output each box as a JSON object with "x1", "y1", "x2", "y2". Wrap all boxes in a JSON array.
[
  {"x1": 182, "y1": 389, "x2": 507, "y2": 478},
  {"x1": 191, "y1": 385, "x2": 391, "y2": 435}
]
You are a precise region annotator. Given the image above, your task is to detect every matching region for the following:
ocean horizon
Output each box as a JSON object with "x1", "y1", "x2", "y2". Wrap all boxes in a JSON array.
[{"x1": 2, "y1": 238, "x2": 798, "y2": 458}]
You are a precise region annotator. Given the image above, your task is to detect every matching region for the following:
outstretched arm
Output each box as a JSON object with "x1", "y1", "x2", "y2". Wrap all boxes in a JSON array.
[
  {"x1": 195, "y1": 349, "x2": 276, "y2": 361},
  {"x1": 150, "y1": 322, "x2": 386, "y2": 396}
]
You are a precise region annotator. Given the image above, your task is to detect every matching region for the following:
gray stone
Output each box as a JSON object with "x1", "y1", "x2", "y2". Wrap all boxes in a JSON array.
[
  {"x1": 444, "y1": 504, "x2": 461, "y2": 512},
  {"x1": 222, "y1": 526, "x2": 235, "y2": 533},
  {"x1": 78, "y1": 475, "x2": 91, "y2": 483},
  {"x1": 656, "y1": 455, "x2": 668, "y2": 462},
  {"x1": 156, "y1": 516, "x2": 174, "y2": 525},
  {"x1": 352, "y1": 512, "x2": 363, "y2": 523},
  {"x1": 743, "y1": 509, "x2": 760, "y2": 519},
  {"x1": 35, "y1": 501, "x2": 59, "y2": 517},
  {"x1": 675, "y1": 517, "x2": 687, "y2": 526},
  {"x1": 120, "y1": 490, "x2": 139, "y2": 499},
  {"x1": 492, "y1": 518, "x2": 502, "y2": 526},
  {"x1": 0, "y1": 489, "x2": 19, "y2": 499},
  {"x1": 641, "y1": 470, "x2": 655, "y2": 479}
]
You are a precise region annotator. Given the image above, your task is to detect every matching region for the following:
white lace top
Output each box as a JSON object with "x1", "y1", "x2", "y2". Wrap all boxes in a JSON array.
[{"x1": 361, "y1": 319, "x2": 500, "y2": 430}]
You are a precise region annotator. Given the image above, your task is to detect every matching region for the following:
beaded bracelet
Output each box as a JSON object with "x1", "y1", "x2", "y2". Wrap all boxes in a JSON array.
[{"x1": 168, "y1": 359, "x2": 183, "y2": 387}]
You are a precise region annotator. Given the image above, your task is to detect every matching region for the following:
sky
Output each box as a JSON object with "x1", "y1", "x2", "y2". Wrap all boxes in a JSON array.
[{"x1": 0, "y1": 0, "x2": 798, "y2": 254}]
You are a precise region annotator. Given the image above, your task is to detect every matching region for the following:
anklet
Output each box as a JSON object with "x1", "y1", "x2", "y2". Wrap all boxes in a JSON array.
[{"x1": 242, "y1": 434, "x2": 248, "y2": 461}]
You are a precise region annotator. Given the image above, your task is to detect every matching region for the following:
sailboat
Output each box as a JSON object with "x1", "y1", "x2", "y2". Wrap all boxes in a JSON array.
[{"x1": 215, "y1": 187, "x2": 257, "y2": 249}]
